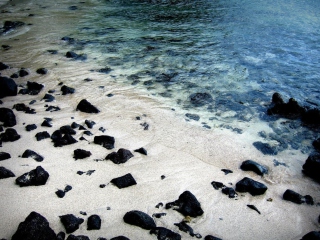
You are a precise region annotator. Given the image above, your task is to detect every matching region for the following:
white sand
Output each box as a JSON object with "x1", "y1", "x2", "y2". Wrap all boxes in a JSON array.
[{"x1": 1, "y1": 1, "x2": 320, "y2": 239}]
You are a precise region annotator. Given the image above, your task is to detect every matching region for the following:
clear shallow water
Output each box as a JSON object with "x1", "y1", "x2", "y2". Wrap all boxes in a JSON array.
[{"x1": 1, "y1": 0, "x2": 320, "y2": 154}]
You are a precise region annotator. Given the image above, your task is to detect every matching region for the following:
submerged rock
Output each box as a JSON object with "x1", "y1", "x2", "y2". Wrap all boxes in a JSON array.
[
  {"x1": 0, "y1": 108, "x2": 16, "y2": 127},
  {"x1": 123, "y1": 210, "x2": 156, "y2": 230},
  {"x1": 185, "y1": 113, "x2": 200, "y2": 121},
  {"x1": 22, "y1": 149, "x2": 44, "y2": 162},
  {"x1": 106, "y1": 148, "x2": 134, "y2": 164},
  {"x1": 87, "y1": 214, "x2": 101, "y2": 230},
  {"x1": 0, "y1": 76, "x2": 17, "y2": 98},
  {"x1": 76, "y1": 99, "x2": 100, "y2": 113},
  {"x1": 11, "y1": 211, "x2": 57, "y2": 240},
  {"x1": 253, "y1": 141, "x2": 278, "y2": 155},
  {"x1": 59, "y1": 214, "x2": 84, "y2": 234},
  {"x1": 111, "y1": 173, "x2": 137, "y2": 189},
  {"x1": 0, "y1": 166, "x2": 15, "y2": 179},
  {"x1": 16, "y1": 166, "x2": 49, "y2": 187},
  {"x1": 94, "y1": 135, "x2": 115, "y2": 149},
  {"x1": 189, "y1": 92, "x2": 213, "y2": 107},
  {"x1": 240, "y1": 160, "x2": 268, "y2": 176},
  {"x1": 166, "y1": 191, "x2": 204, "y2": 217},
  {"x1": 235, "y1": 177, "x2": 267, "y2": 196},
  {"x1": 283, "y1": 189, "x2": 314, "y2": 205},
  {"x1": 302, "y1": 153, "x2": 320, "y2": 183},
  {"x1": 150, "y1": 227, "x2": 181, "y2": 240}
]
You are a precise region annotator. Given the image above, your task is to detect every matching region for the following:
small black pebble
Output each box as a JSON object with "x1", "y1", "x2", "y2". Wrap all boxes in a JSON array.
[{"x1": 56, "y1": 189, "x2": 65, "y2": 198}]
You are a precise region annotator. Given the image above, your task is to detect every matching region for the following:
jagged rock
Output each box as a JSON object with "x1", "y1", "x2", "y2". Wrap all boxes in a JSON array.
[
  {"x1": 87, "y1": 214, "x2": 101, "y2": 230},
  {"x1": 60, "y1": 125, "x2": 76, "y2": 135},
  {"x1": 302, "y1": 153, "x2": 320, "y2": 183},
  {"x1": 150, "y1": 227, "x2": 181, "y2": 240},
  {"x1": 235, "y1": 177, "x2": 267, "y2": 196},
  {"x1": 66, "y1": 51, "x2": 87, "y2": 60},
  {"x1": 0, "y1": 152, "x2": 11, "y2": 161},
  {"x1": 59, "y1": 214, "x2": 84, "y2": 234},
  {"x1": 189, "y1": 92, "x2": 213, "y2": 107},
  {"x1": 46, "y1": 106, "x2": 60, "y2": 112},
  {"x1": 301, "y1": 231, "x2": 320, "y2": 240},
  {"x1": 166, "y1": 191, "x2": 204, "y2": 217},
  {"x1": 19, "y1": 68, "x2": 29, "y2": 77},
  {"x1": 174, "y1": 221, "x2": 201, "y2": 238},
  {"x1": 71, "y1": 122, "x2": 80, "y2": 129},
  {"x1": 240, "y1": 160, "x2": 268, "y2": 176},
  {"x1": 0, "y1": 62, "x2": 9, "y2": 70},
  {"x1": 22, "y1": 149, "x2": 44, "y2": 162},
  {"x1": 36, "y1": 68, "x2": 48, "y2": 75},
  {"x1": 211, "y1": 181, "x2": 224, "y2": 190},
  {"x1": 134, "y1": 147, "x2": 147, "y2": 155},
  {"x1": 13, "y1": 103, "x2": 36, "y2": 114},
  {"x1": 106, "y1": 148, "x2": 134, "y2": 164},
  {"x1": 110, "y1": 237, "x2": 130, "y2": 240},
  {"x1": 221, "y1": 187, "x2": 237, "y2": 198},
  {"x1": 11, "y1": 211, "x2": 57, "y2": 240},
  {"x1": 247, "y1": 205, "x2": 261, "y2": 214},
  {"x1": 0, "y1": 76, "x2": 17, "y2": 98},
  {"x1": 26, "y1": 81, "x2": 44, "y2": 95},
  {"x1": 74, "y1": 149, "x2": 92, "y2": 160},
  {"x1": 185, "y1": 113, "x2": 200, "y2": 121},
  {"x1": 66, "y1": 235, "x2": 89, "y2": 240},
  {"x1": 25, "y1": 124, "x2": 37, "y2": 131},
  {"x1": 123, "y1": 210, "x2": 156, "y2": 230},
  {"x1": 0, "y1": 108, "x2": 16, "y2": 127},
  {"x1": 51, "y1": 130, "x2": 77, "y2": 147},
  {"x1": 283, "y1": 189, "x2": 314, "y2": 205},
  {"x1": 55, "y1": 190, "x2": 65, "y2": 198},
  {"x1": 0, "y1": 128, "x2": 20, "y2": 142},
  {"x1": 221, "y1": 169, "x2": 233, "y2": 175},
  {"x1": 0, "y1": 166, "x2": 15, "y2": 179},
  {"x1": 42, "y1": 93, "x2": 55, "y2": 102},
  {"x1": 16, "y1": 166, "x2": 49, "y2": 187},
  {"x1": 84, "y1": 120, "x2": 95, "y2": 129},
  {"x1": 204, "y1": 236, "x2": 222, "y2": 240},
  {"x1": 61, "y1": 85, "x2": 75, "y2": 95},
  {"x1": 35, "y1": 131, "x2": 50, "y2": 141},
  {"x1": 252, "y1": 141, "x2": 278, "y2": 155},
  {"x1": 111, "y1": 173, "x2": 137, "y2": 189},
  {"x1": 94, "y1": 135, "x2": 115, "y2": 149},
  {"x1": 76, "y1": 99, "x2": 100, "y2": 113},
  {"x1": 1, "y1": 21, "x2": 25, "y2": 34},
  {"x1": 41, "y1": 119, "x2": 52, "y2": 127}
]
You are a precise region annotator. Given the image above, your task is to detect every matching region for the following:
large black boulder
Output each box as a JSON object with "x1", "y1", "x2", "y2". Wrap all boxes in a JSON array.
[
  {"x1": 189, "y1": 92, "x2": 213, "y2": 107},
  {"x1": 0, "y1": 108, "x2": 16, "y2": 127},
  {"x1": 106, "y1": 148, "x2": 134, "y2": 164},
  {"x1": 76, "y1": 99, "x2": 100, "y2": 113},
  {"x1": 123, "y1": 210, "x2": 156, "y2": 230},
  {"x1": 301, "y1": 231, "x2": 320, "y2": 240},
  {"x1": 150, "y1": 227, "x2": 181, "y2": 240},
  {"x1": 111, "y1": 173, "x2": 137, "y2": 189},
  {"x1": 283, "y1": 189, "x2": 314, "y2": 205},
  {"x1": 0, "y1": 76, "x2": 17, "y2": 98},
  {"x1": 0, "y1": 166, "x2": 15, "y2": 179},
  {"x1": 94, "y1": 135, "x2": 115, "y2": 149},
  {"x1": 16, "y1": 166, "x2": 49, "y2": 187},
  {"x1": 165, "y1": 191, "x2": 204, "y2": 217},
  {"x1": 302, "y1": 153, "x2": 320, "y2": 183},
  {"x1": 0, "y1": 128, "x2": 20, "y2": 142},
  {"x1": 235, "y1": 177, "x2": 267, "y2": 196},
  {"x1": 240, "y1": 160, "x2": 268, "y2": 176},
  {"x1": 59, "y1": 214, "x2": 84, "y2": 234},
  {"x1": 11, "y1": 211, "x2": 57, "y2": 240}
]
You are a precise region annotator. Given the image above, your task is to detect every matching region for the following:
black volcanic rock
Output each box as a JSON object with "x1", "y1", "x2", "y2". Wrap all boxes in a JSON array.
[
  {"x1": 235, "y1": 177, "x2": 268, "y2": 196},
  {"x1": 301, "y1": 231, "x2": 320, "y2": 240},
  {"x1": 84, "y1": 120, "x2": 95, "y2": 129},
  {"x1": 0, "y1": 128, "x2": 20, "y2": 142},
  {"x1": 204, "y1": 236, "x2": 222, "y2": 240},
  {"x1": 22, "y1": 149, "x2": 44, "y2": 162},
  {"x1": 283, "y1": 189, "x2": 314, "y2": 205},
  {"x1": 150, "y1": 227, "x2": 181, "y2": 240},
  {"x1": 240, "y1": 160, "x2": 268, "y2": 176},
  {"x1": 211, "y1": 181, "x2": 224, "y2": 190},
  {"x1": 106, "y1": 148, "x2": 134, "y2": 164},
  {"x1": 16, "y1": 166, "x2": 49, "y2": 187},
  {"x1": 36, "y1": 68, "x2": 48, "y2": 75},
  {"x1": 189, "y1": 92, "x2": 213, "y2": 107},
  {"x1": 0, "y1": 76, "x2": 17, "y2": 98},
  {"x1": 13, "y1": 103, "x2": 36, "y2": 114},
  {"x1": 0, "y1": 62, "x2": 9, "y2": 70},
  {"x1": 222, "y1": 187, "x2": 237, "y2": 198},
  {"x1": 253, "y1": 141, "x2": 278, "y2": 155},
  {"x1": 0, "y1": 152, "x2": 11, "y2": 161},
  {"x1": 123, "y1": 210, "x2": 156, "y2": 230},
  {"x1": 74, "y1": 149, "x2": 92, "y2": 160},
  {"x1": 0, "y1": 166, "x2": 15, "y2": 179},
  {"x1": 313, "y1": 138, "x2": 320, "y2": 152},
  {"x1": 61, "y1": 85, "x2": 75, "y2": 95},
  {"x1": 174, "y1": 221, "x2": 201, "y2": 238},
  {"x1": 166, "y1": 191, "x2": 204, "y2": 217},
  {"x1": 26, "y1": 124, "x2": 37, "y2": 131},
  {"x1": 87, "y1": 214, "x2": 101, "y2": 230},
  {"x1": 35, "y1": 131, "x2": 50, "y2": 141},
  {"x1": 42, "y1": 93, "x2": 55, "y2": 102},
  {"x1": 302, "y1": 153, "x2": 320, "y2": 183},
  {"x1": 41, "y1": 119, "x2": 52, "y2": 127},
  {"x1": 66, "y1": 235, "x2": 90, "y2": 240},
  {"x1": 26, "y1": 81, "x2": 44, "y2": 95},
  {"x1": 0, "y1": 108, "x2": 16, "y2": 127},
  {"x1": 2, "y1": 21, "x2": 25, "y2": 34},
  {"x1": 111, "y1": 173, "x2": 137, "y2": 189},
  {"x1": 59, "y1": 214, "x2": 84, "y2": 234},
  {"x1": 76, "y1": 99, "x2": 100, "y2": 113},
  {"x1": 110, "y1": 237, "x2": 130, "y2": 240},
  {"x1": 19, "y1": 68, "x2": 29, "y2": 77},
  {"x1": 60, "y1": 125, "x2": 76, "y2": 135},
  {"x1": 94, "y1": 135, "x2": 115, "y2": 149},
  {"x1": 134, "y1": 147, "x2": 147, "y2": 155},
  {"x1": 11, "y1": 211, "x2": 57, "y2": 240}
]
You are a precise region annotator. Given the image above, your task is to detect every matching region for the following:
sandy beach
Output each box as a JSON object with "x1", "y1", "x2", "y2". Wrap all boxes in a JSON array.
[{"x1": 1, "y1": 0, "x2": 320, "y2": 239}]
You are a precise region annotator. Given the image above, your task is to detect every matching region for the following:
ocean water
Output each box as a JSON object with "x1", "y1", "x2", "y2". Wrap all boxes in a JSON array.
[{"x1": 1, "y1": 0, "x2": 320, "y2": 154}]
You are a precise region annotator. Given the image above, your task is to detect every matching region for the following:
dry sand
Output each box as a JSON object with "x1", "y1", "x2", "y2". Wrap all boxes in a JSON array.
[{"x1": 1, "y1": 1, "x2": 320, "y2": 239}]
